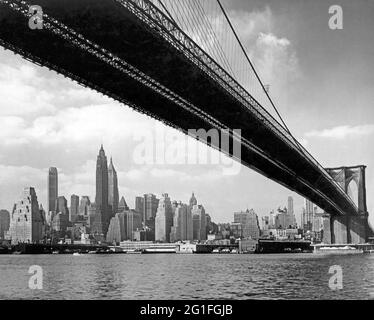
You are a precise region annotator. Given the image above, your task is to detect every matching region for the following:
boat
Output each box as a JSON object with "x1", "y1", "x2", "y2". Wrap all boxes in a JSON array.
[
  {"x1": 88, "y1": 250, "x2": 97, "y2": 254},
  {"x1": 314, "y1": 245, "x2": 363, "y2": 255},
  {"x1": 212, "y1": 249, "x2": 220, "y2": 253},
  {"x1": 73, "y1": 252, "x2": 81, "y2": 256},
  {"x1": 231, "y1": 249, "x2": 238, "y2": 254},
  {"x1": 142, "y1": 246, "x2": 177, "y2": 253},
  {"x1": 52, "y1": 250, "x2": 59, "y2": 254},
  {"x1": 220, "y1": 248, "x2": 231, "y2": 254},
  {"x1": 127, "y1": 249, "x2": 143, "y2": 254}
]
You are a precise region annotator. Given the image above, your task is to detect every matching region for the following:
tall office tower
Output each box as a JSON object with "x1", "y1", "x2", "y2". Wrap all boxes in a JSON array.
[
  {"x1": 143, "y1": 193, "x2": 159, "y2": 222},
  {"x1": 70, "y1": 194, "x2": 79, "y2": 222},
  {"x1": 7, "y1": 187, "x2": 44, "y2": 244},
  {"x1": 95, "y1": 145, "x2": 109, "y2": 235},
  {"x1": 118, "y1": 196, "x2": 129, "y2": 212},
  {"x1": 171, "y1": 200, "x2": 178, "y2": 217},
  {"x1": 233, "y1": 209, "x2": 260, "y2": 239},
  {"x1": 287, "y1": 196, "x2": 297, "y2": 226},
  {"x1": 48, "y1": 167, "x2": 58, "y2": 214},
  {"x1": 106, "y1": 212, "x2": 125, "y2": 244},
  {"x1": 192, "y1": 204, "x2": 206, "y2": 241},
  {"x1": 108, "y1": 157, "x2": 119, "y2": 217},
  {"x1": 79, "y1": 196, "x2": 91, "y2": 216},
  {"x1": 55, "y1": 196, "x2": 69, "y2": 216},
  {"x1": 0, "y1": 210, "x2": 10, "y2": 239},
  {"x1": 124, "y1": 210, "x2": 142, "y2": 240},
  {"x1": 269, "y1": 210, "x2": 276, "y2": 228},
  {"x1": 107, "y1": 210, "x2": 142, "y2": 243},
  {"x1": 39, "y1": 204, "x2": 46, "y2": 224},
  {"x1": 170, "y1": 202, "x2": 193, "y2": 242},
  {"x1": 135, "y1": 196, "x2": 144, "y2": 216},
  {"x1": 287, "y1": 196, "x2": 294, "y2": 215},
  {"x1": 155, "y1": 193, "x2": 173, "y2": 242},
  {"x1": 303, "y1": 199, "x2": 314, "y2": 231},
  {"x1": 189, "y1": 192, "x2": 197, "y2": 207}
]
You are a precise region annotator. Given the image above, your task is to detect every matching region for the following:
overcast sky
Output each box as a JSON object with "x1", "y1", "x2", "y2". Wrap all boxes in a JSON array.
[{"x1": 0, "y1": 0, "x2": 373, "y2": 226}]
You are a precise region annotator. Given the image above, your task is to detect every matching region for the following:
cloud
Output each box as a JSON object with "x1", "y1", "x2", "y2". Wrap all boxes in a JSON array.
[
  {"x1": 254, "y1": 32, "x2": 300, "y2": 85},
  {"x1": 305, "y1": 124, "x2": 374, "y2": 139},
  {"x1": 0, "y1": 103, "x2": 151, "y2": 146}
]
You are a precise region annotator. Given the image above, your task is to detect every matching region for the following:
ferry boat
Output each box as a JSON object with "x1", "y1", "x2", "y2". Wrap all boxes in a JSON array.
[
  {"x1": 313, "y1": 245, "x2": 363, "y2": 255},
  {"x1": 142, "y1": 246, "x2": 176, "y2": 253}
]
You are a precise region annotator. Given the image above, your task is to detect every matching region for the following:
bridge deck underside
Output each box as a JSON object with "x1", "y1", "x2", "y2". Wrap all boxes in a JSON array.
[{"x1": 0, "y1": 0, "x2": 357, "y2": 216}]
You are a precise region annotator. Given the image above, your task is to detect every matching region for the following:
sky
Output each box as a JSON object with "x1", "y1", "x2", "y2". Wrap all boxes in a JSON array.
[{"x1": 0, "y1": 0, "x2": 373, "y2": 226}]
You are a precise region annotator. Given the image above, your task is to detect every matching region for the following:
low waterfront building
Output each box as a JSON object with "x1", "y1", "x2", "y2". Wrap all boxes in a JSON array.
[{"x1": 119, "y1": 241, "x2": 179, "y2": 251}]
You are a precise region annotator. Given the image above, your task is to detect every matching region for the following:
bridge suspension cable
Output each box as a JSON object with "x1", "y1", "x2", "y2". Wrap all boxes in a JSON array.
[{"x1": 215, "y1": 0, "x2": 305, "y2": 154}]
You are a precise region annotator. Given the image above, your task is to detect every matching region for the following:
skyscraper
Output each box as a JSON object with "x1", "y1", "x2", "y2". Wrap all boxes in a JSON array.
[
  {"x1": 55, "y1": 196, "x2": 69, "y2": 216},
  {"x1": 155, "y1": 193, "x2": 173, "y2": 242},
  {"x1": 108, "y1": 157, "x2": 119, "y2": 217},
  {"x1": 7, "y1": 187, "x2": 44, "y2": 244},
  {"x1": 135, "y1": 196, "x2": 144, "y2": 216},
  {"x1": 118, "y1": 196, "x2": 129, "y2": 212},
  {"x1": 0, "y1": 210, "x2": 10, "y2": 240},
  {"x1": 143, "y1": 193, "x2": 159, "y2": 223},
  {"x1": 170, "y1": 202, "x2": 193, "y2": 242},
  {"x1": 70, "y1": 194, "x2": 79, "y2": 222},
  {"x1": 192, "y1": 204, "x2": 206, "y2": 241},
  {"x1": 79, "y1": 196, "x2": 91, "y2": 216},
  {"x1": 189, "y1": 192, "x2": 197, "y2": 207},
  {"x1": 287, "y1": 196, "x2": 297, "y2": 227},
  {"x1": 48, "y1": 167, "x2": 58, "y2": 214},
  {"x1": 233, "y1": 209, "x2": 260, "y2": 239},
  {"x1": 95, "y1": 145, "x2": 109, "y2": 235},
  {"x1": 303, "y1": 199, "x2": 315, "y2": 231},
  {"x1": 288, "y1": 196, "x2": 294, "y2": 216}
]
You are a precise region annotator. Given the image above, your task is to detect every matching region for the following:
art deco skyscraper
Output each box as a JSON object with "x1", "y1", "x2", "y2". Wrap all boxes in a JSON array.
[
  {"x1": 108, "y1": 157, "x2": 119, "y2": 217},
  {"x1": 155, "y1": 193, "x2": 173, "y2": 242},
  {"x1": 95, "y1": 145, "x2": 109, "y2": 235},
  {"x1": 48, "y1": 167, "x2": 58, "y2": 214}
]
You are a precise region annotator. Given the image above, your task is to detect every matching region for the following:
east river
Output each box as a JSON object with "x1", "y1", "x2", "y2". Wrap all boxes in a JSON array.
[{"x1": 0, "y1": 253, "x2": 373, "y2": 300}]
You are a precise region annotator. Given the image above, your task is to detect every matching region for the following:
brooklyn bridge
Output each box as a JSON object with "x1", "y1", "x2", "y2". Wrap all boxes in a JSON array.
[{"x1": 0, "y1": 0, "x2": 371, "y2": 244}]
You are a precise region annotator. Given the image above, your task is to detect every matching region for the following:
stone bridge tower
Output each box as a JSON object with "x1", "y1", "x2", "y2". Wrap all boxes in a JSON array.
[{"x1": 322, "y1": 165, "x2": 370, "y2": 244}]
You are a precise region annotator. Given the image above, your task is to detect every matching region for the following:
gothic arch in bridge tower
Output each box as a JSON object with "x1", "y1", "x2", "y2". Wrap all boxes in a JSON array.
[{"x1": 347, "y1": 178, "x2": 359, "y2": 208}]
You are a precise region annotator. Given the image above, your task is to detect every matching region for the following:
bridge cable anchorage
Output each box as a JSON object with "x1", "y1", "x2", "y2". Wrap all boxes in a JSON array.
[{"x1": 216, "y1": 0, "x2": 305, "y2": 154}]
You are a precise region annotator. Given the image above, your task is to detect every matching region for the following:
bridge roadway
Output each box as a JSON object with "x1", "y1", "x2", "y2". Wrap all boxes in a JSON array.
[{"x1": 0, "y1": 0, "x2": 358, "y2": 217}]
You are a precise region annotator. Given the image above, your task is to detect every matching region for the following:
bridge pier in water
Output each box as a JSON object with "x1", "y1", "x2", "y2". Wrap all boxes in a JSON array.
[
  {"x1": 322, "y1": 165, "x2": 371, "y2": 244},
  {"x1": 323, "y1": 215, "x2": 368, "y2": 244}
]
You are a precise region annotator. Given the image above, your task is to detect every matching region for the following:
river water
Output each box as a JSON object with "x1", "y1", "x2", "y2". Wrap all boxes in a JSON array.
[{"x1": 0, "y1": 253, "x2": 373, "y2": 300}]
